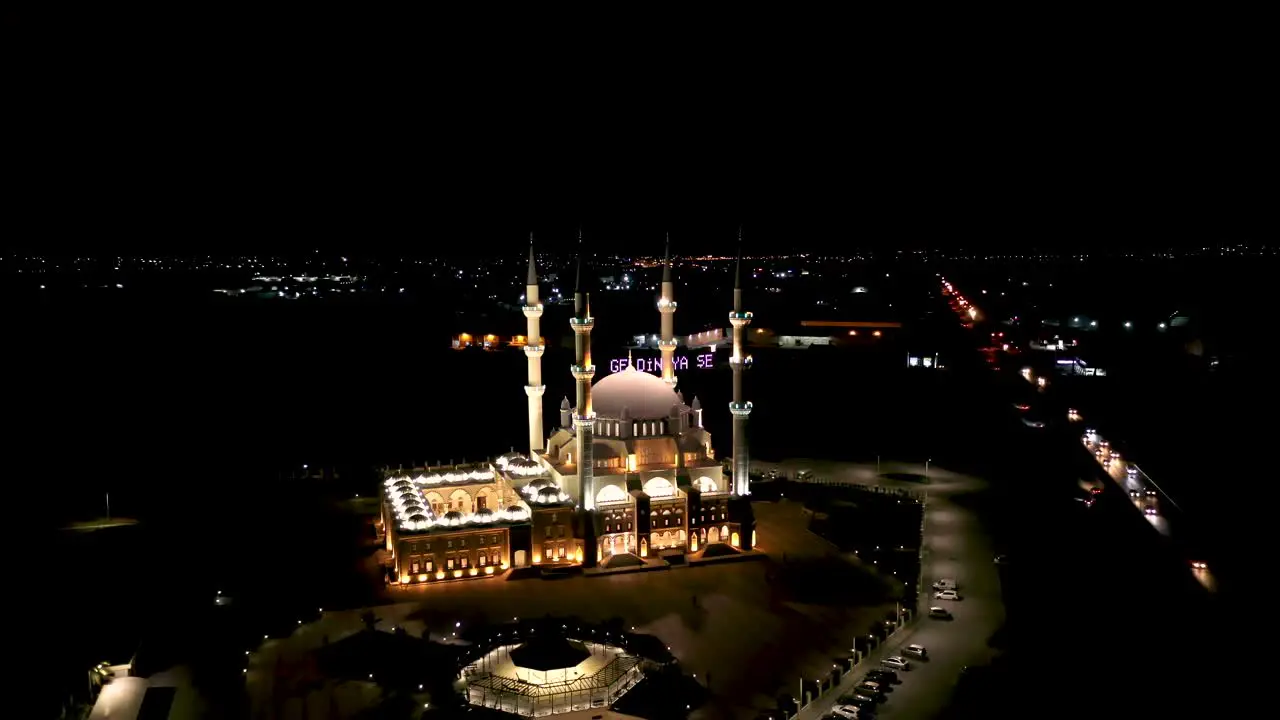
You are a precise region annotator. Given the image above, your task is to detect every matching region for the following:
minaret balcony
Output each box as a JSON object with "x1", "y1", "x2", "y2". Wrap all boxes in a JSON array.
[
  {"x1": 657, "y1": 339, "x2": 679, "y2": 350},
  {"x1": 524, "y1": 384, "x2": 547, "y2": 398},
  {"x1": 729, "y1": 311, "x2": 753, "y2": 328},
  {"x1": 657, "y1": 298, "x2": 678, "y2": 312},
  {"x1": 522, "y1": 304, "x2": 544, "y2": 318},
  {"x1": 523, "y1": 343, "x2": 545, "y2": 358},
  {"x1": 570, "y1": 317, "x2": 595, "y2": 333},
  {"x1": 729, "y1": 401, "x2": 754, "y2": 417},
  {"x1": 729, "y1": 355, "x2": 754, "y2": 368},
  {"x1": 573, "y1": 412, "x2": 597, "y2": 428},
  {"x1": 570, "y1": 365, "x2": 597, "y2": 381}
]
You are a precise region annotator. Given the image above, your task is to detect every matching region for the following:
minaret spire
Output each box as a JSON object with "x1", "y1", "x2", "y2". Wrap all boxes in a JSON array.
[
  {"x1": 734, "y1": 226, "x2": 743, "y2": 291},
  {"x1": 570, "y1": 229, "x2": 597, "y2": 510},
  {"x1": 729, "y1": 227, "x2": 753, "y2": 498},
  {"x1": 658, "y1": 232, "x2": 678, "y2": 388},
  {"x1": 526, "y1": 232, "x2": 538, "y2": 285},
  {"x1": 574, "y1": 229, "x2": 583, "y2": 292},
  {"x1": 662, "y1": 233, "x2": 672, "y2": 283},
  {"x1": 522, "y1": 236, "x2": 546, "y2": 459}
]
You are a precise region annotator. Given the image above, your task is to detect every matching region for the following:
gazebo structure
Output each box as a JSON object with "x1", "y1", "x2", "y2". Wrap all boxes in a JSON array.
[{"x1": 465, "y1": 635, "x2": 643, "y2": 716}]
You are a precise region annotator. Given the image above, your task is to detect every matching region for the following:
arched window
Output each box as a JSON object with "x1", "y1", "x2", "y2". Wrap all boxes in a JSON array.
[
  {"x1": 721, "y1": 524, "x2": 729, "y2": 539},
  {"x1": 595, "y1": 484, "x2": 628, "y2": 505},
  {"x1": 643, "y1": 477, "x2": 674, "y2": 497},
  {"x1": 696, "y1": 476, "x2": 717, "y2": 493},
  {"x1": 449, "y1": 489, "x2": 472, "y2": 514}
]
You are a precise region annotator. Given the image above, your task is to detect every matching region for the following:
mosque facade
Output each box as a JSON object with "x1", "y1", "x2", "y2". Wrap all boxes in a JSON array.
[{"x1": 378, "y1": 237, "x2": 754, "y2": 585}]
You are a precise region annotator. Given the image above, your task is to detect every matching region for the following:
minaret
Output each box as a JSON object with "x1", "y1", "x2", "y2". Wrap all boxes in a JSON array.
[
  {"x1": 658, "y1": 233, "x2": 679, "y2": 388},
  {"x1": 522, "y1": 235, "x2": 546, "y2": 459},
  {"x1": 729, "y1": 233, "x2": 754, "y2": 496},
  {"x1": 569, "y1": 233, "x2": 597, "y2": 508}
]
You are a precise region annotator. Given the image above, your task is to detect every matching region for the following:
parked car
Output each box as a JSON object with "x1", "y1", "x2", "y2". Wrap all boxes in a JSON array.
[
  {"x1": 838, "y1": 694, "x2": 878, "y2": 710},
  {"x1": 829, "y1": 706, "x2": 860, "y2": 720},
  {"x1": 931, "y1": 578, "x2": 956, "y2": 591},
  {"x1": 928, "y1": 606, "x2": 953, "y2": 620},
  {"x1": 853, "y1": 682, "x2": 885, "y2": 701},
  {"x1": 881, "y1": 656, "x2": 910, "y2": 671},
  {"x1": 902, "y1": 643, "x2": 928, "y2": 659},
  {"x1": 865, "y1": 668, "x2": 899, "y2": 684},
  {"x1": 934, "y1": 589, "x2": 962, "y2": 601}
]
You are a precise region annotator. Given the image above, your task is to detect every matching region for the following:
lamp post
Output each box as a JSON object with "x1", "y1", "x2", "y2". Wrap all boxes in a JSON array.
[{"x1": 924, "y1": 458, "x2": 930, "y2": 481}]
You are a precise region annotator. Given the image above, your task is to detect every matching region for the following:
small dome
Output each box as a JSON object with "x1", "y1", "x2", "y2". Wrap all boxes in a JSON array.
[
  {"x1": 408, "y1": 513, "x2": 429, "y2": 523},
  {"x1": 560, "y1": 396, "x2": 571, "y2": 409},
  {"x1": 475, "y1": 507, "x2": 494, "y2": 516},
  {"x1": 392, "y1": 479, "x2": 412, "y2": 488},
  {"x1": 526, "y1": 477, "x2": 554, "y2": 490},
  {"x1": 537, "y1": 486, "x2": 561, "y2": 500},
  {"x1": 397, "y1": 491, "x2": 419, "y2": 501},
  {"x1": 506, "y1": 505, "x2": 527, "y2": 515},
  {"x1": 402, "y1": 505, "x2": 425, "y2": 516},
  {"x1": 691, "y1": 396, "x2": 701, "y2": 410},
  {"x1": 444, "y1": 511, "x2": 464, "y2": 525}
]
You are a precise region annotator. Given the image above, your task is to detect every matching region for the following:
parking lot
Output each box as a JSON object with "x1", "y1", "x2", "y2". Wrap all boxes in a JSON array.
[{"x1": 755, "y1": 460, "x2": 1005, "y2": 720}]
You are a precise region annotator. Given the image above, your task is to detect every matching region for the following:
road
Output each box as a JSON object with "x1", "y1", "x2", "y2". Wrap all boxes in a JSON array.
[{"x1": 756, "y1": 459, "x2": 1005, "y2": 720}]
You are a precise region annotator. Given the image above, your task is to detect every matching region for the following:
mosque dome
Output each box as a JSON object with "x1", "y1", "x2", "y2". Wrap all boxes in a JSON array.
[
  {"x1": 444, "y1": 511, "x2": 464, "y2": 525},
  {"x1": 536, "y1": 486, "x2": 563, "y2": 502},
  {"x1": 408, "y1": 513, "x2": 429, "y2": 523},
  {"x1": 592, "y1": 366, "x2": 681, "y2": 420},
  {"x1": 392, "y1": 479, "x2": 412, "y2": 488}
]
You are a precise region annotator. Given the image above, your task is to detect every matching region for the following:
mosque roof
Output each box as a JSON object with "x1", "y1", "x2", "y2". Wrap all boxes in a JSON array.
[{"x1": 592, "y1": 366, "x2": 681, "y2": 420}]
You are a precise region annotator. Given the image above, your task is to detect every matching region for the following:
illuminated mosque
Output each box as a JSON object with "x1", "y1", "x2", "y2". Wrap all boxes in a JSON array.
[{"x1": 378, "y1": 236, "x2": 755, "y2": 585}]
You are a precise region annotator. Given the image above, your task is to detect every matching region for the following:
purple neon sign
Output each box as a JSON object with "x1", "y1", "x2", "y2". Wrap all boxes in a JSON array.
[{"x1": 608, "y1": 354, "x2": 715, "y2": 374}]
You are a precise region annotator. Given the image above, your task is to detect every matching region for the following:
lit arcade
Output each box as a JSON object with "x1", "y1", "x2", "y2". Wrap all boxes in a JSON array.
[{"x1": 378, "y1": 235, "x2": 755, "y2": 584}]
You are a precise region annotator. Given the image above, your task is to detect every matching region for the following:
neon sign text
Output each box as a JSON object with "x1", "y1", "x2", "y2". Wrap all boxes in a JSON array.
[{"x1": 608, "y1": 354, "x2": 714, "y2": 374}]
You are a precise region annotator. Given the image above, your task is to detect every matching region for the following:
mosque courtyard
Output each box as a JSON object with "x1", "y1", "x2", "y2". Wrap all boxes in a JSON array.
[{"x1": 246, "y1": 498, "x2": 900, "y2": 720}]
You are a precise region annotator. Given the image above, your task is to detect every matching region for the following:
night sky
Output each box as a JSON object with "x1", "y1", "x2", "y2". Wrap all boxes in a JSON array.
[{"x1": 5, "y1": 10, "x2": 1271, "y2": 258}]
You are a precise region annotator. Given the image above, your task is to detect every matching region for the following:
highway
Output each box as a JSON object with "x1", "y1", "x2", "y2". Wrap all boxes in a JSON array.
[
  {"x1": 756, "y1": 459, "x2": 1004, "y2": 720},
  {"x1": 1080, "y1": 425, "x2": 1218, "y2": 592}
]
